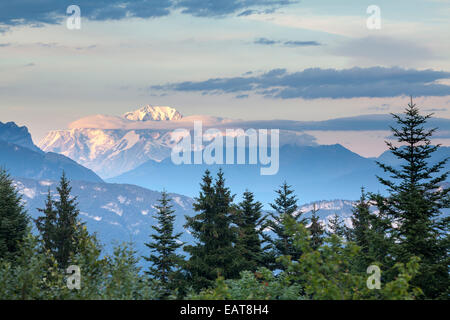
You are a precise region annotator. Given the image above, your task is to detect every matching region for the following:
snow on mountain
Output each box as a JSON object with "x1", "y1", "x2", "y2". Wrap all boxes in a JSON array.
[
  {"x1": 298, "y1": 200, "x2": 356, "y2": 231},
  {"x1": 38, "y1": 105, "x2": 317, "y2": 179},
  {"x1": 299, "y1": 200, "x2": 355, "y2": 216},
  {"x1": 38, "y1": 106, "x2": 188, "y2": 178},
  {"x1": 14, "y1": 177, "x2": 195, "y2": 257},
  {"x1": 13, "y1": 176, "x2": 361, "y2": 258},
  {"x1": 39, "y1": 128, "x2": 176, "y2": 178},
  {"x1": 123, "y1": 105, "x2": 183, "y2": 121}
]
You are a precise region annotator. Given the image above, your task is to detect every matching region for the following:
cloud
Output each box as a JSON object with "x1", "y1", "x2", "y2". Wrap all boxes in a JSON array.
[
  {"x1": 175, "y1": 0, "x2": 295, "y2": 17},
  {"x1": 254, "y1": 37, "x2": 279, "y2": 45},
  {"x1": 254, "y1": 38, "x2": 322, "y2": 47},
  {"x1": 283, "y1": 40, "x2": 321, "y2": 47},
  {"x1": 0, "y1": 1, "x2": 172, "y2": 26},
  {"x1": 67, "y1": 112, "x2": 450, "y2": 133},
  {"x1": 151, "y1": 67, "x2": 450, "y2": 99},
  {"x1": 0, "y1": 0, "x2": 297, "y2": 26},
  {"x1": 35, "y1": 42, "x2": 60, "y2": 48}
]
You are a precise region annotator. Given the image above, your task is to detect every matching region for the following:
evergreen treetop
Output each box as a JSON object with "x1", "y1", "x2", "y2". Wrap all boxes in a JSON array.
[
  {"x1": 234, "y1": 190, "x2": 264, "y2": 272},
  {"x1": 376, "y1": 99, "x2": 449, "y2": 298},
  {"x1": 0, "y1": 168, "x2": 29, "y2": 262},
  {"x1": 144, "y1": 191, "x2": 183, "y2": 298},
  {"x1": 184, "y1": 169, "x2": 238, "y2": 291}
]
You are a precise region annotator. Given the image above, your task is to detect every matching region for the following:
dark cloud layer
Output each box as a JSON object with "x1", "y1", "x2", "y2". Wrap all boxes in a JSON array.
[
  {"x1": 255, "y1": 37, "x2": 321, "y2": 47},
  {"x1": 176, "y1": 0, "x2": 293, "y2": 17},
  {"x1": 0, "y1": 0, "x2": 296, "y2": 26},
  {"x1": 228, "y1": 114, "x2": 450, "y2": 131},
  {"x1": 0, "y1": 1, "x2": 171, "y2": 26},
  {"x1": 151, "y1": 67, "x2": 450, "y2": 99}
]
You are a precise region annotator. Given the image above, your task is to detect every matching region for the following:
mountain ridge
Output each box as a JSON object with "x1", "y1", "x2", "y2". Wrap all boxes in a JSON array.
[
  {"x1": 0, "y1": 121, "x2": 42, "y2": 153},
  {"x1": 123, "y1": 105, "x2": 183, "y2": 121},
  {"x1": 0, "y1": 121, "x2": 103, "y2": 183}
]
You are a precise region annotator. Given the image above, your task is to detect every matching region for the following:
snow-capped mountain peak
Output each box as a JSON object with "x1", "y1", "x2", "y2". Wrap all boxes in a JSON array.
[{"x1": 123, "y1": 105, "x2": 183, "y2": 121}]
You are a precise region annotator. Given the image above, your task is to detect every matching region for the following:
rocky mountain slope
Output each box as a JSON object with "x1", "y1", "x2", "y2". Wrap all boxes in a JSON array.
[
  {"x1": 0, "y1": 121, "x2": 42, "y2": 153},
  {"x1": 0, "y1": 121, "x2": 103, "y2": 182},
  {"x1": 14, "y1": 177, "x2": 195, "y2": 256}
]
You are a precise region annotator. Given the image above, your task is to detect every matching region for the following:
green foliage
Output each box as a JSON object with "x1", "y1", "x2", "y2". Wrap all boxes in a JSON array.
[
  {"x1": 263, "y1": 182, "x2": 305, "y2": 269},
  {"x1": 380, "y1": 257, "x2": 423, "y2": 300},
  {"x1": 0, "y1": 168, "x2": 29, "y2": 262},
  {"x1": 278, "y1": 216, "x2": 421, "y2": 300},
  {"x1": 65, "y1": 225, "x2": 107, "y2": 299},
  {"x1": 376, "y1": 99, "x2": 449, "y2": 298},
  {"x1": 104, "y1": 242, "x2": 156, "y2": 300},
  {"x1": 281, "y1": 217, "x2": 367, "y2": 300},
  {"x1": 188, "y1": 268, "x2": 302, "y2": 300},
  {"x1": 36, "y1": 172, "x2": 83, "y2": 269},
  {"x1": 326, "y1": 213, "x2": 347, "y2": 239},
  {"x1": 234, "y1": 190, "x2": 264, "y2": 272},
  {"x1": 143, "y1": 191, "x2": 183, "y2": 298},
  {"x1": 35, "y1": 189, "x2": 57, "y2": 255},
  {"x1": 192, "y1": 216, "x2": 422, "y2": 300},
  {"x1": 0, "y1": 232, "x2": 63, "y2": 300},
  {"x1": 0, "y1": 226, "x2": 157, "y2": 300},
  {"x1": 184, "y1": 169, "x2": 239, "y2": 291},
  {"x1": 347, "y1": 189, "x2": 395, "y2": 275},
  {"x1": 308, "y1": 204, "x2": 324, "y2": 250}
]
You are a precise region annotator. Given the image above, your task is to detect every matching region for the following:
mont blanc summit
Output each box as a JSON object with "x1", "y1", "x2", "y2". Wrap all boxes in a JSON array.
[
  {"x1": 123, "y1": 105, "x2": 183, "y2": 122},
  {"x1": 38, "y1": 105, "x2": 184, "y2": 178}
]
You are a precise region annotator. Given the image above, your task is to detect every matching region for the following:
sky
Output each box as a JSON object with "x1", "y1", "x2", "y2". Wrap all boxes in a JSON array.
[{"x1": 0, "y1": 0, "x2": 450, "y2": 145}]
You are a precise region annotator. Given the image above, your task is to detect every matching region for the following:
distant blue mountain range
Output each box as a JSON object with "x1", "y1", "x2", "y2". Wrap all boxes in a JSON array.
[
  {"x1": 108, "y1": 144, "x2": 450, "y2": 205},
  {"x1": 13, "y1": 177, "x2": 195, "y2": 258},
  {"x1": 1, "y1": 120, "x2": 448, "y2": 260}
]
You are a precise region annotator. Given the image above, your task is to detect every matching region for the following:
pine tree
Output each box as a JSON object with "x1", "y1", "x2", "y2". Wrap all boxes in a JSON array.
[
  {"x1": 53, "y1": 172, "x2": 82, "y2": 269},
  {"x1": 327, "y1": 213, "x2": 347, "y2": 239},
  {"x1": 308, "y1": 203, "x2": 324, "y2": 250},
  {"x1": 349, "y1": 188, "x2": 371, "y2": 255},
  {"x1": 234, "y1": 190, "x2": 264, "y2": 272},
  {"x1": 347, "y1": 189, "x2": 394, "y2": 275},
  {"x1": 263, "y1": 182, "x2": 305, "y2": 269},
  {"x1": 376, "y1": 99, "x2": 449, "y2": 298},
  {"x1": 348, "y1": 188, "x2": 375, "y2": 273},
  {"x1": 0, "y1": 168, "x2": 29, "y2": 262},
  {"x1": 143, "y1": 191, "x2": 183, "y2": 298},
  {"x1": 184, "y1": 169, "x2": 238, "y2": 291},
  {"x1": 35, "y1": 189, "x2": 57, "y2": 254},
  {"x1": 106, "y1": 242, "x2": 153, "y2": 300}
]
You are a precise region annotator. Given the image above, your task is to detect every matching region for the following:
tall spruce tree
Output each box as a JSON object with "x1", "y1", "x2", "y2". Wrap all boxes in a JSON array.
[
  {"x1": 376, "y1": 99, "x2": 449, "y2": 298},
  {"x1": 143, "y1": 191, "x2": 183, "y2": 298},
  {"x1": 52, "y1": 172, "x2": 82, "y2": 269},
  {"x1": 327, "y1": 213, "x2": 347, "y2": 239},
  {"x1": 308, "y1": 203, "x2": 324, "y2": 250},
  {"x1": 263, "y1": 182, "x2": 305, "y2": 269},
  {"x1": 347, "y1": 189, "x2": 395, "y2": 279},
  {"x1": 234, "y1": 190, "x2": 264, "y2": 272},
  {"x1": 348, "y1": 188, "x2": 371, "y2": 260},
  {"x1": 184, "y1": 169, "x2": 238, "y2": 291},
  {"x1": 0, "y1": 168, "x2": 29, "y2": 262},
  {"x1": 35, "y1": 189, "x2": 57, "y2": 254}
]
